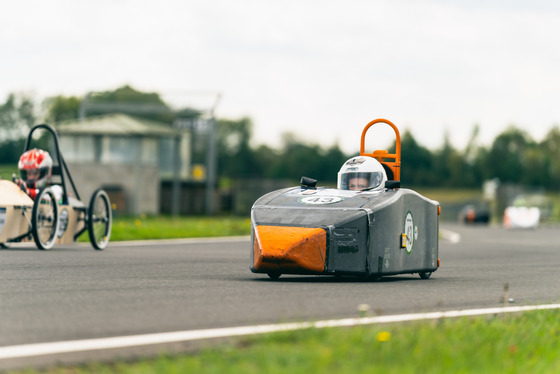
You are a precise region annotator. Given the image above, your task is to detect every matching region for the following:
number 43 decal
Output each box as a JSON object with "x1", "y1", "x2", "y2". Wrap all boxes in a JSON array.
[{"x1": 299, "y1": 196, "x2": 343, "y2": 205}]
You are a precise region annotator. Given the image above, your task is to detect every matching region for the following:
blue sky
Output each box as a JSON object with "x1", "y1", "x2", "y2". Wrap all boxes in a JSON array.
[{"x1": 2, "y1": 0, "x2": 560, "y2": 153}]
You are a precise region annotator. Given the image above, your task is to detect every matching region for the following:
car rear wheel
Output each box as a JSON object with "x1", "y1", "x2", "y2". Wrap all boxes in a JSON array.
[
  {"x1": 87, "y1": 189, "x2": 112, "y2": 250},
  {"x1": 419, "y1": 272, "x2": 432, "y2": 279},
  {"x1": 267, "y1": 272, "x2": 281, "y2": 280},
  {"x1": 32, "y1": 187, "x2": 60, "y2": 250}
]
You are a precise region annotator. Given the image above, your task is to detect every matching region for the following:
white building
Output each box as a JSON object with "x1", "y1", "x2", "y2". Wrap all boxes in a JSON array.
[{"x1": 56, "y1": 113, "x2": 191, "y2": 215}]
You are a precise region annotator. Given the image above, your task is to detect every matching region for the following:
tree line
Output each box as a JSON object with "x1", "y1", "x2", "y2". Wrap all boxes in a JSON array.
[
  {"x1": 1, "y1": 86, "x2": 560, "y2": 190},
  {"x1": 217, "y1": 119, "x2": 560, "y2": 190}
]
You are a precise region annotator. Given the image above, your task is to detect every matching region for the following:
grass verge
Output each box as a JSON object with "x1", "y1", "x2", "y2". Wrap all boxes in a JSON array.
[
  {"x1": 0, "y1": 164, "x2": 17, "y2": 180},
  {"x1": 11, "y1": 309, "x2": 560, "y2": 373},
  {"x1": 108, "y1": 215, "x2": 251, "y2": 241}
]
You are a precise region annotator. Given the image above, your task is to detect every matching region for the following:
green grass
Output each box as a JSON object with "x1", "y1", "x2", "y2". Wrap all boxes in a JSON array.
[
  {"x1": 11, "y1": 309, "x2": 560, "y2": 373},
  {"x1": 0, "y1": 164, "x2": 17, "y2": 181},
  {"x1": 415, "y1": 187, "x2": 483, "y2": 203},
  {"x1": 109, "y1": 215, "x2": 251, "y2": 241}
]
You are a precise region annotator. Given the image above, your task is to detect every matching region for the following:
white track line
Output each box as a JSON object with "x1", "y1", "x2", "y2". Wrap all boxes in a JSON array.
[
  {"x1": 440, "y1": 228, "x2": 461, "y2": 243},
  {"x1": 1, "y1": 236, "x2": 251, "y2": 250},
  {"x1": 1, "y1": 303, "x2": 560, "y2": 360},
  {"x1": 107, "y1": 236, "x2": 250, "y2": 247}
]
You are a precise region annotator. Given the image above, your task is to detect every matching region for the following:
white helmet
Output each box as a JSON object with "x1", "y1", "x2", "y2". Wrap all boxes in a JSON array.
[{"x1": 337, "y1": 156, "x2": 387, "y2": 191}]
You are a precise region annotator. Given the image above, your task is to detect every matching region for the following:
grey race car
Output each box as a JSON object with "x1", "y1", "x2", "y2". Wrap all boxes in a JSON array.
[{"x1": 250, "y1": 118, "x2": 440, "y2": 280}]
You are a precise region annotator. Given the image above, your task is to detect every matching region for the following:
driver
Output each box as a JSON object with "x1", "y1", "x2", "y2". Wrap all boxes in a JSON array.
[
  {"x1": 14, "y1": 148, "x2": 60, "y2": 200},
  {"x1": 337, "y1": 156, "x2": 387, "y2": 191}
]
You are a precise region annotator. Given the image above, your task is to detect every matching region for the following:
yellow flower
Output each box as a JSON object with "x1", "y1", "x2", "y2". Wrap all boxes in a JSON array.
[
  {"x1": 376, "y1": 331, "x2": 391, "y2": 342},
  {"x1": 135, "y1": 219, "x2": 142, "y2": 227}
]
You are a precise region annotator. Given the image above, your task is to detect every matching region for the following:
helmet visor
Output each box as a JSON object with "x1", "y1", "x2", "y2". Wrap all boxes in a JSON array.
[
  {"x1": 20, "y1": 167, "x2": 50, "y2": 188},
  {"x1": 338, "y1": 172, "x2": 384, "y2": 191}
]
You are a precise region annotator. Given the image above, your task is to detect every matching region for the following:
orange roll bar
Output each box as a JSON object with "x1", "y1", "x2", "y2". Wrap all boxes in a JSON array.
[{"x1": 360, "y1": 118, "x2": 401, "y2": 182}]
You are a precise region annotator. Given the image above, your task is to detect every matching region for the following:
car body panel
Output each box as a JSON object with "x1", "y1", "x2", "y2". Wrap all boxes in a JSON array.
[
  {"x1": 251, "y1": 186, "x2": 439, "y2": 278},
  {"x1": 0, "y1": 180, "x2": 86, "y2": 245},
  {"x1": 0, "y1": 180, "x2": 33, "y2": 242}
]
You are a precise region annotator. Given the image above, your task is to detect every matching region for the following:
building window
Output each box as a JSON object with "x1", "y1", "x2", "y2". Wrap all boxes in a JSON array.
[
  {"x1": 105, "y1": 137, "x2": 140, "y2": 164},
  {"x1": 60, "y1": 136, "x2": 95, "y2": 162}
]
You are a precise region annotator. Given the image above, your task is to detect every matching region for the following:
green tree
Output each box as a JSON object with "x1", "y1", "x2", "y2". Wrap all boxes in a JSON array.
[
  {"x1": 462, "y1": 125, "x2": 486, "y2": 187},
  {"x1": 486, "y1": 126, "x2": 535, "y2": 184},
  {"x1": 264, "y1": 133, "x2": 343, "y2": 184},
  {"x1": 45, "y1": 85, "x2": 201, "y2": 125},
  {"x1": 0, "y1": 93, "x2": 36, "y2": 163},
  {"x1": 253, "y1": 144, "x2": 280, "y2": 178},
  {"x1": 0, "y1": 94, "x2": 35, "y2": 141},
  {"x1": 400, "y1": 130, "x2": 433, "y2": 187},
  {"x1": 315, "y1": 144, "x2": 348, "y2": 186},
  {"x1": 432, "y1": 131, "x2": 478, "y2": 188},
  {"x1": 540, "y1": 126, "x2": 560, "y2": 189},
  {"x1": 43, "y1": 95, "x2": 81, "y2": 123},
  {"x1": 216, "y1": 117, "x2": 261, "y2": 178},
  {"x1": 522, "y1": 147, "x2": 547, "y2": 187},
  {"x1": 83, "y1": 85, "x2": 175, "y2": 123}
]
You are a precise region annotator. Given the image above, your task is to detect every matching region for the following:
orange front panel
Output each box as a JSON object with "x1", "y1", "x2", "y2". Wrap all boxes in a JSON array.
[{"x1": 253, "y1": 225, "x2": 327, "y2": 274}]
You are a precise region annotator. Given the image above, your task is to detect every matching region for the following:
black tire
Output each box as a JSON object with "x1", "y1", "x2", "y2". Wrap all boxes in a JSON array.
[
  {"x1": 32, "y1": 187, "x2": 60, "y2": 250},
  {"x1": 419, "y1": 272, "x2": 432, "y2": 279},
  {"x1": 267, "y1": 272, "x2": 281, "y2": 280},
  {"x1": 87, "y1": 189, "x2": 112, "y2": 250}
]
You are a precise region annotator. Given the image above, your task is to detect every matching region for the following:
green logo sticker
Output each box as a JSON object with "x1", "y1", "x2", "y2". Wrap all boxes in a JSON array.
[{"x1": 404, "y1": 211, "x2": 414, "y2": 253}]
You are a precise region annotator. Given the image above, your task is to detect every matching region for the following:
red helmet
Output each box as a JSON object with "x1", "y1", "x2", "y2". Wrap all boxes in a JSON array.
[{"x1": 18, "y1": 148, "x2": 53, "y2": 189}]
